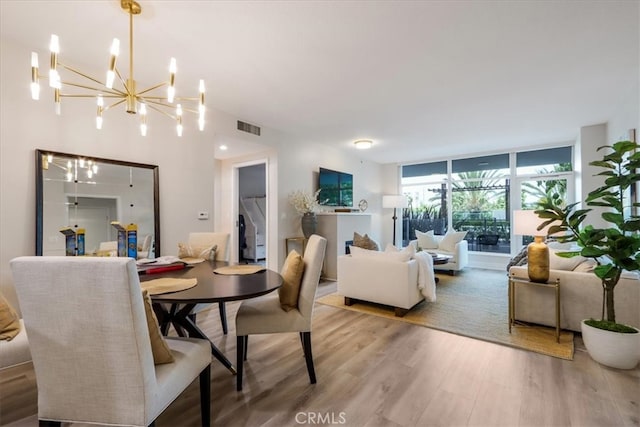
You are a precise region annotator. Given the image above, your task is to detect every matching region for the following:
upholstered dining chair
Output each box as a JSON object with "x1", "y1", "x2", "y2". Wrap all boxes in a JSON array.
[
  {"x1": 187, "y1": 232, "x2": 231, "y2": 334},
  {"x1": 10, "y1": 256, "x2": 212, "y2": 427},
  {"x1": 235, "y1": 234, "x2": 327, "y2": 391}
]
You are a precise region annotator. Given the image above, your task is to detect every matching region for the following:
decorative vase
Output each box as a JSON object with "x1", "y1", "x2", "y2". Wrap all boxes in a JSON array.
[
  {"x1": 581, "y1": 320, "x2": 640, "y2": 369},
  {"x1": 301, "y1": 212, "x2": 317, "y2": 239}
]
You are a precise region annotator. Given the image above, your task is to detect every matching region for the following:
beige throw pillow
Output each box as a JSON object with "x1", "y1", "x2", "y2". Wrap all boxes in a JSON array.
[
  {"x1": 0, "y1": 293, "x2": 20, "y2": 341},
  {"x1": 415, "y1": 230, "x2": 439, "y2": 250},
  {"x1": 279, "y1": 250, "x2": 305, "y2": 312},
  {"x1": 141, "y1": 290, "x2": 175, "y2": 365},
  {"x1": 353, "y1": 232, "x2": 379, "y2": 251}
]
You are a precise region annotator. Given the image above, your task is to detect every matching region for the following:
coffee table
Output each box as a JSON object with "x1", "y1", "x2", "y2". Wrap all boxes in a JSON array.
[{"x1": 427, "y1": 253, "x2": 452, "y2": 283}]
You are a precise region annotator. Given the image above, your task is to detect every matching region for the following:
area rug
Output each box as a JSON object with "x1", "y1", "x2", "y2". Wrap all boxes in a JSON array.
[{"x1": 317, "y1": 268, "x2": 574, "y2": 360}]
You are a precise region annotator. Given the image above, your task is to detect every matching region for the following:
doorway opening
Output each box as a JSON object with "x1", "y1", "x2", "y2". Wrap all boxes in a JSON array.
[{"x1": 237, "y1": 163, "x2": 267, "y2": 265}]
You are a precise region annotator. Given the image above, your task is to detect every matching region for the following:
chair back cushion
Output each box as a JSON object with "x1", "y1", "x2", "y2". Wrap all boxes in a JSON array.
[
  {"x1": 188, "y1": 232, "x2": 230, "y2": 261},
  {"x1": 10, "y1": 256, "x2": 156, "y2": 425},
  {"x1": 278, "y1": 250, "x2": 305, "y2": 311},
  {"x1": 297, "y1": 235, "x2": 327, "y2": 321}
]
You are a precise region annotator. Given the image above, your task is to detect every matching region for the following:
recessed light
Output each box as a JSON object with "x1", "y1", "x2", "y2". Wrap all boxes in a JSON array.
[
  {"x1": 354, "y1": 139, "x2": 373, "y2": 149},
  {"x1": 219, "y1": 145, "x2": 228, "y2": 151}
]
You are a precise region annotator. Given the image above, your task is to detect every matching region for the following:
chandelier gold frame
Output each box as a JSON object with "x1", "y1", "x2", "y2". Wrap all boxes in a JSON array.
[{"x1": 30, "y1": 0, "x2": 205, "y2": 137}]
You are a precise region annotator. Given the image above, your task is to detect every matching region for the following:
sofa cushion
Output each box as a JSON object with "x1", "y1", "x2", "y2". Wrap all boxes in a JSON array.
[
  {"x1": 350, "y1": 245, "x2": 412, "y2": 262},
  {"x1": 0, "y1": 293, "x2": 20, "y2": 341},
  {"x1": 415, "y1": 230, "x2": 439, "y2": 250},
  {"x1": 353, "y1": 232, "x2": 379, "y2": 251},
  {"x1": 278, "y1": 250, "x2": 305, "y2": 312},
  {"x1": 439, "y1": 230, "x2": 467, "y2": 253}
]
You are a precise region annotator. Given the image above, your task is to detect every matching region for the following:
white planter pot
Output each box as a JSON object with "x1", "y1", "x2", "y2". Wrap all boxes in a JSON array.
[{"x1": 581, "y1": 320, "x2": 640, "y2": 369}]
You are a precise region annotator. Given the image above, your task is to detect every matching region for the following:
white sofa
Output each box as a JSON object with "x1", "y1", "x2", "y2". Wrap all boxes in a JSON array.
[
  {"x1": 409, "y1": 236, "x2": 469, "y2": 274},
  {"x1": 337, "y1": 254, "x2": 423, "y2": 316},
  {"x1": 509, "y1": 265, "x2": 640, "y2": 332},
  {"x1": 0, "y1": 283, "x2": 31, "y2": 370}
]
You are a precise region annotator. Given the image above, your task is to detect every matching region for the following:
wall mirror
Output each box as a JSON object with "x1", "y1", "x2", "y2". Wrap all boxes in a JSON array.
[{"x1": 36, "y1": 149, "x2": 160, "y2": 257}]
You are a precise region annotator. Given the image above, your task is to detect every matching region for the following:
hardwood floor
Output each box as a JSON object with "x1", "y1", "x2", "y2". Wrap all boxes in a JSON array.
[{"x1": 1, "y1": 279, "x2": 638, "y2": 427}]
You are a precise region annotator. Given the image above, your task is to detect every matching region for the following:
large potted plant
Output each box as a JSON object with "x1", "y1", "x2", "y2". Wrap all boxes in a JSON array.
[{"x1": 536, "y1": 140, "x2": 640, "y2": 369}]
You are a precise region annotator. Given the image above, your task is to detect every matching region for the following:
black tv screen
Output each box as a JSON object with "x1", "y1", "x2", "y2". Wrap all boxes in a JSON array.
[{"x1": 318, "y1": 167, "x2": 353, "y2": 207}]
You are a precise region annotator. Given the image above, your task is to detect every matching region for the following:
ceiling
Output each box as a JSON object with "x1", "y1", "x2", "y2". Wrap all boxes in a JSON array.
[{"x1": 2, "y1": 1, "x2": 638, "y2": 164}]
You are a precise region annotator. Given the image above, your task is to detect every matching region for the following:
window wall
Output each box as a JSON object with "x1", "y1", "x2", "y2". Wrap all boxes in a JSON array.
[{"x1": 401, "y1": 146, "x2": 573, "y2": 254}]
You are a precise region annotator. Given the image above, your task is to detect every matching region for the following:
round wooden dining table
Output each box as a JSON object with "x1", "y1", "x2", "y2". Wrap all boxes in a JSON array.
[{"x1": 140, "y1": 260, "x2": 282, "y2": 374}]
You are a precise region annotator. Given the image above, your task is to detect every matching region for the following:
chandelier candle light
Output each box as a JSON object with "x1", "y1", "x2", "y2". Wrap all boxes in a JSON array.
[{"x1": 29, "y1": 0, "x2": 205, "y2": 137}]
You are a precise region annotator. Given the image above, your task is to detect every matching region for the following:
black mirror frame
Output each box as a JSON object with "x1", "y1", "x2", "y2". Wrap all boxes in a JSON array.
[{"x1": 35, "y1": 149, "x2": 160, "y2": 256}]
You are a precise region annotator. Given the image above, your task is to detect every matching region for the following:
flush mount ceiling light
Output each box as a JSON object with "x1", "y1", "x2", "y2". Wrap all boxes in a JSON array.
[
  {"x1": 29, "y1": 0, "x2": 205, "y2": 137},
  {"x1": 354, "y1": 139, "x2": 373, "y2": 149}
]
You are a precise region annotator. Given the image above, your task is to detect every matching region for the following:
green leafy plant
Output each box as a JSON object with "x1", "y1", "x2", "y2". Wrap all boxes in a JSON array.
[{"x1": 535, "y1": 140, "x2": 640, "y2": 332}]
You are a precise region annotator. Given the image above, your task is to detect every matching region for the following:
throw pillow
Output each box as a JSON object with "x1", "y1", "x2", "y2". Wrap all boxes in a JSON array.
[
  {"x1": 548, "y1": 247, "x2": 586, "y2": 271},
  {"x1": 438, "y1": 230, "x2": 467, "y2": 253},
  {"x1": 141, "y1": 290, "x2": 175, "y2": 365},
  {"x1": 178, "y1": 243, "x2": 217, "y2": 260},
  {"x1": 506, "y1": 245, "x2": 528, "y2": 271},
  {"x1": 573, "y1": 259, "x2": 597, "y2": 272},
  {"x1": 353, "y1": 232, "x2": 379, "y2": 251},
  {"x1": 279, "y1": 250, "x2": 306, "y2": 312},
  {"x1": 350, "y1": 245, "x2": 412, "y2": 262},
  {"x1": 0, "y1": 293, "x2": 20, "y2": 341},
  {"x1": 415, "y1": 230, "x2": 439, "y2": 250}
]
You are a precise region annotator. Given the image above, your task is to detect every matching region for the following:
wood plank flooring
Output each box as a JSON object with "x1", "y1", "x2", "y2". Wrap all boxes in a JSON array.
[{"x1": 1, "y1": 279, "x2": 638, "y2": 427}]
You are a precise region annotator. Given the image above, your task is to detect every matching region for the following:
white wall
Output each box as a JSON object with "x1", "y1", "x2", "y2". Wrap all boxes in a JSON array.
[{"x1": 217, "y1": 131, "x2": 384, "y2": 271}]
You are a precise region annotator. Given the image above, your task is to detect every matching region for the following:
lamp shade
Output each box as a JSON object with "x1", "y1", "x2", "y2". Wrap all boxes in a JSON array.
[
  {"x1": 513, "y1": 210, "x2": 552, "y2": 236},
  {"x1": 382, "y1": 195, "x2": 408, "y2": 209}
]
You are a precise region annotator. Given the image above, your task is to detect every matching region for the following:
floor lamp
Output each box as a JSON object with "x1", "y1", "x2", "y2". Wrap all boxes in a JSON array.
[{"x1": 382, "y1": 195, "x2": 408, "y2": 246}]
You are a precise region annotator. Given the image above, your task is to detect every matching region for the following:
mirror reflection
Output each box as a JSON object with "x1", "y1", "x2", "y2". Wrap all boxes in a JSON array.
[{"x1": 36, "y1": 150, "x2": 160, "y2": 257}]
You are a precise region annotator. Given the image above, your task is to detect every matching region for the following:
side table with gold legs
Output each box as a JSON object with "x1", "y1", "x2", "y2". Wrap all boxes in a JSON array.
[{"x1": 509, "y1": 274, "x2": 561, "y2": 342}]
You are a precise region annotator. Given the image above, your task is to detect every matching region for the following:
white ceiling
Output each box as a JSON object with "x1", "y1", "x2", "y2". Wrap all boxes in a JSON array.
[{"x1": 2, "y1": 1, "x2": 638, "y2": 164}]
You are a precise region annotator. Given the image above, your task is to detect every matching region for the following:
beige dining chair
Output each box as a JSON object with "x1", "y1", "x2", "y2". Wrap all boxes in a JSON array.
[
  {"x1": 235, "y1": 234, "x2": 327, "y2": 391},
  {"x1": 10, "y1": 256, "x2": 212, "y2": 427},
  {"x1": 187, "y1": 232, "x2": 231, "y2": 333}
]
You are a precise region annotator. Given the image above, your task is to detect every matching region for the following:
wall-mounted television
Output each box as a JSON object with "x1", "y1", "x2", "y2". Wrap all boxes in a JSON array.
[{"x1": 318, "y1": 167, "x2": 353, "y2": 207}]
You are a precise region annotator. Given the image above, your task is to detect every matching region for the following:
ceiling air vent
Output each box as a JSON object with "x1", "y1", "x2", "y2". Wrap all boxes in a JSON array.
[{"x1": 237, "y1": 120, "x2": 261, "y2": 136}]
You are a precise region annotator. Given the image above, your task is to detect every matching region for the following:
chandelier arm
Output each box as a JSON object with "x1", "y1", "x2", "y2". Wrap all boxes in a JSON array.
[
  {"x1": 144, "y1": 103, "x2": 176, "y2": 120},
  {"x1": 103, "y1": 98, "x2": 128, "y2": 112},
  {"x1": 59, "y1": 63, "x2": 117, "y2": 91},
  {"x1": 137, "y1": 83, "x2": 168, "y2": 96},
  {"x1": 173, "y1": 96, "x2": 200, "y2": 102},
  {"x1": 140, "y1": 98, "x2": 200, "y2": 115},
  {"x1": 113, "y1": 67, "x2": 131, "y2": 95},
  {"x1": 59, "y1": 81, "x2": 126, "y2": 96}
]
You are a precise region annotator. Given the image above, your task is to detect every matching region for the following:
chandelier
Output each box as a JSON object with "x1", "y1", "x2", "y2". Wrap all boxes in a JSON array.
[{"x1": 29, "y1": 0, "x2": 205, "y2": 137}]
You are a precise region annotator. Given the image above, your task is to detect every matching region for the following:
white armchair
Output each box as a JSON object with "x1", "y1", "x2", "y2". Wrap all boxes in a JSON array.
[
  {"x1": 409, "y1": 236, "x2": 468, "y2": 274},
  {"x1": 337, "y1": 253, "x2": 424, "y2": 317},
  {"x1": 10, "y1": 256, "x2": 212, "y2": 427}
]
